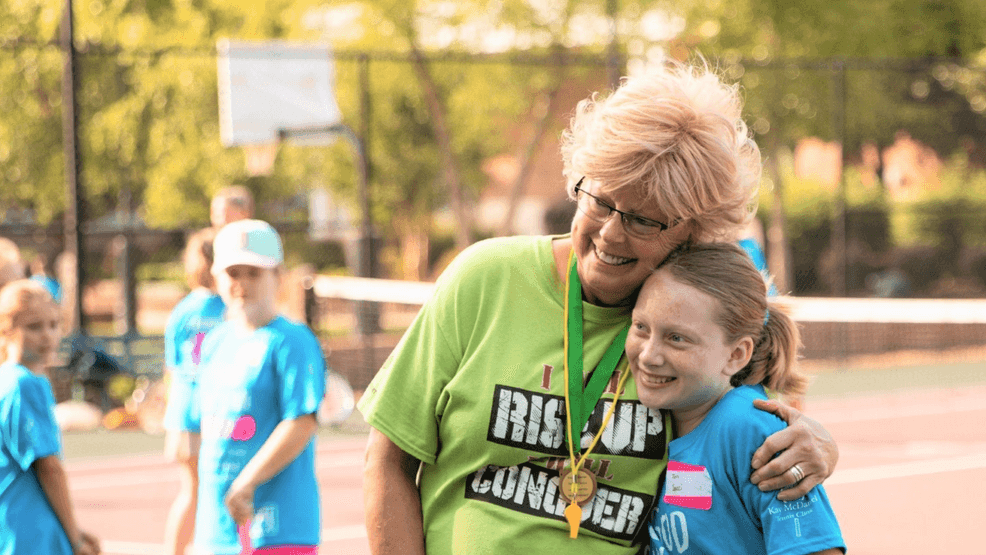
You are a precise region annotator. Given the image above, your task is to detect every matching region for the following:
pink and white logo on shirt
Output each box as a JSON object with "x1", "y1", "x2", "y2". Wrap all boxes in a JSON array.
[
  {"x1": 663, "y1": 460, "x2": 713, "y2": 510},
  {"x1": 192, "y1": 332, "x2": 206, "y2": 365}
]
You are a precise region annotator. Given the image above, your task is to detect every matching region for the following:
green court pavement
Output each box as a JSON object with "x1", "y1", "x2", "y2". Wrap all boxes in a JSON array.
[{"x1": 805, "y1": 359, "x2": 986, "y2": 398}]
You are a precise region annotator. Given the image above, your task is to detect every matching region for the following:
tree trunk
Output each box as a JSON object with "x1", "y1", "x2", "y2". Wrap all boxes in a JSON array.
[
  {"x1": 765, "y1": 148, "x2": 793, "y2": 294},
  {"x1": 401, "y1": 222, "x2": 430, "y2": 281},
  {"x1": 409, "y1": 47, "x2": 471, "y2": 251},
  {"x1": 499, "y1": 74, "x2": 565, "y2": 236}
]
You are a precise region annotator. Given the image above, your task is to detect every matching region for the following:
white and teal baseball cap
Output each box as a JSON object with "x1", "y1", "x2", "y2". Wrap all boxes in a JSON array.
[{"x1": 212, "y1": 219, "x2": 284, "y2": 272}]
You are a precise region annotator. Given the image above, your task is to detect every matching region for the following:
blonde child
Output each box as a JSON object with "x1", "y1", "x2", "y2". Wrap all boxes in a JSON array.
[
  {"x1": 191, "y1": 219, "x2": 325, "y2": 555},
  {"x1": 0, "y1": 280, "x2": 100, "y2": 555},
  {"x1": 625, "y1": 243, "x2": 845, "y2": 555},
  {"x1": 162, "y1": 227, "x2": 226, "y2": 555}
]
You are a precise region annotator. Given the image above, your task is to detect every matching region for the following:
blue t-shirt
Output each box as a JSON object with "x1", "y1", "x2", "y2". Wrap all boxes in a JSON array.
[
  {"x1": 163, "y1": 289, "x2": 225, "y2": 431},
  {"x1": 191, "y1": 316, "x2": 326, "y2": 554},
  {"x1": 0, "y1": 362, "x2": 72, "y2": 555},
  {"x1": 648, "y1": 385, "x2": 845, "y2": 555},
  {"x1": 738, "y1": 239, "x2": 778, "y2": 297}
]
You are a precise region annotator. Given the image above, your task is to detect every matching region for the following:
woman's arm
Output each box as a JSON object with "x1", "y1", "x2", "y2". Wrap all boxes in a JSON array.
[
  {"x1": 33, "y1": 455, "x2": 100, "y2": 555},
  {"x1": 363, "y1": 427, "x2": 425, "y2": 555},
  {"x1": 224, "y1": 413, "x2": 319, "y2": 525},
  {"x1": 750, "y1": 399, "x2": 839, "y2": 501}
]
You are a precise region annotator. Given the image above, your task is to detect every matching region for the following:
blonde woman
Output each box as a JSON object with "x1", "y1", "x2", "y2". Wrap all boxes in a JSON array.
[{"x1": 360, "y1": 62, "x2": 839, "y2": 554}]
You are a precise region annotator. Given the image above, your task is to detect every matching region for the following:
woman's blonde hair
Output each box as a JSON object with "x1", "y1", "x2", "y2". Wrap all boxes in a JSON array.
[
  {"x1": 561, "y1": 61, "x2": 762, "y2": 242},
  {"x1": 184, "y1": 227, "x2": 217, "y2": 290},
  {"x1": 656, "y1": 242, "x2": 807, "y2": 397},
  {"x1": 0, "y1": 279, "x2": 57, "y2": 364}
]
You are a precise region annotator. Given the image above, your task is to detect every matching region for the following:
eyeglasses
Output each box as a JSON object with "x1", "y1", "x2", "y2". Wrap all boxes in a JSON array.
[{"x1": 573, "y1": 177, "x2": 673, "y2": 238}]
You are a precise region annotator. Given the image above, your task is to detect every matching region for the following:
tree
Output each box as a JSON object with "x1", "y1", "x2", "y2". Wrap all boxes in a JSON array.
[
  {"x1": 0, "y1": 0, "x2": 335, "y2": 229},
  {"x1": 304, "y1": 0, "x2": 606, "y2": 277}
]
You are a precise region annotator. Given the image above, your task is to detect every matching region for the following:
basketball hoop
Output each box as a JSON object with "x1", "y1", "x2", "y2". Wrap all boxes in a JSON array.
[{"x1": 243, "y1": 141, "x2": 279, "y2": 176}]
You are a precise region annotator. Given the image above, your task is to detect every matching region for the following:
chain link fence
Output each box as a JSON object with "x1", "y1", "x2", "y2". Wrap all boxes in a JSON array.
[{"x1": 3, "y1": 40, "x2": 986, "y2": 388}]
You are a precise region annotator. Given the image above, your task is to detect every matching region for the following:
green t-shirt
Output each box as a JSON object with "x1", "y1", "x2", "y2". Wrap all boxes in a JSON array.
[{"x1": 359, "y1": 235, "x2": 671, "y2": 554}]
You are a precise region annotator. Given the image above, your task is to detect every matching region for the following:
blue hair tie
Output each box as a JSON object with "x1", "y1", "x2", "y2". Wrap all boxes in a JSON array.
[{"x1": 763, "y1": 308, "x2": 770, "y2": 326}]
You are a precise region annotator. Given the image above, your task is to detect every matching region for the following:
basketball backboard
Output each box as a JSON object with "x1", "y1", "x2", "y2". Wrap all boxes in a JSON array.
[{"x1": 217, "y1": 39, "x2": 343, "y2": 147}]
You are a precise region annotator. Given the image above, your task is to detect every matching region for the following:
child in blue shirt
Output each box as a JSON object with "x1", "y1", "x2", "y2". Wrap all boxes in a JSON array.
[
  {"x1": 0, "y1": 280, "x2": 100, "y2": 555},
  {"x1": 191, "y1": 219, "x2": 325, "y2": 555},
  {"x1": 162, "y1": 227, "x2": 227, "y2": 555},
  {"x1": 626, "y1": 243, "x2": 845, "y2": 555}
]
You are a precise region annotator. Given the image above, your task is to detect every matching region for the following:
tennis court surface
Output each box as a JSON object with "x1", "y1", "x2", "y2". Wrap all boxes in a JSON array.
[{"x1": 65, "y1": 359, "x2": 986, "y2": 555}]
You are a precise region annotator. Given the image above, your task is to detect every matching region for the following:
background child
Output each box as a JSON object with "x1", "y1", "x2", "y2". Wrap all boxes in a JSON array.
[
  {"x1": 162, "y1": 227, "x2": 226, "y2": 555},
  {"x1": 210, "y1": 185, "x2": 254, "y2": 229},
  {"x1": 625, "y1": 243, "x2": 845, "y2": 555},
  {"x1": 0, "y1": 280, "x2": 100, "y2": 555},
  {"x1": 191, "y1": 219, "x2": 325, "y2": 555}
]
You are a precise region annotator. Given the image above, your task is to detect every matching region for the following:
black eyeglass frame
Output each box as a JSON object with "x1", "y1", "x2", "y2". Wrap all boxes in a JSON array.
[{"x1": 572, "y1": 177, "x2": 672, "y2": 235}]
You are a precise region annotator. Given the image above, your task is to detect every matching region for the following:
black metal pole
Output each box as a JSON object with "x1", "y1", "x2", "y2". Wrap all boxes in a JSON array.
[
  {"x1": 606, "y1": 0, "x2": 621, "y2": 88},
  {"x1": 831, "y1": 59, "x2": 849, "y2": 365},
  {"x1": 355, "y1": 54, "x2": 379, "y2": 385},
  {"x1": 61, "y1": 0, "x2": 86, "y2": 333},
  {"x1": 118, "y1": 188, "x2": 138, "y2": 337},
  {"x1": 830, "y1": 59, "x2": 848, "y2": 297}
]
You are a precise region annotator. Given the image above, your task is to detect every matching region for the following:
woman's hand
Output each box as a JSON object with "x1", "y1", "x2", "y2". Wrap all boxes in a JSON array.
[
  {"x1": 750, "y1": 398, "x2": 839, "y2": 501},
  {"x1": 225, "y1": 477, "x2": 256, "y2": 526}
]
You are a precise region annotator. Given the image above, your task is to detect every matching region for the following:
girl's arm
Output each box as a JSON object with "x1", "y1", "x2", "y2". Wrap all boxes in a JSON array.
[
  {"x1": 363, "y1": 427, "x2": 425, "y2": 555},
  {"x1": 224, "y1": 413, "x2": 318, "y2": 525},
  {"x1": 33, "y1": 455, "x2": 100, "y2": 555}
]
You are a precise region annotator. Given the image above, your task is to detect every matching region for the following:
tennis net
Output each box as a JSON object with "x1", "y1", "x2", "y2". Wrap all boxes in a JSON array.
[{"x1": 310, "y1": 276, "x2": 986, "y2": 388}]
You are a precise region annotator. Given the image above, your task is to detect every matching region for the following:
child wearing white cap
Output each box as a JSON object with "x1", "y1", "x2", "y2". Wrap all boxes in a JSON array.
[{"x1": 190, "y1": 219, "x2": 325, "y2": 555}]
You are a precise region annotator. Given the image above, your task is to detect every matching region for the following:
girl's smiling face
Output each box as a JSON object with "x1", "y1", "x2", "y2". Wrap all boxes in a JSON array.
[{"x1": 625, "y1": 269, "x2": 753, "y2": 435}]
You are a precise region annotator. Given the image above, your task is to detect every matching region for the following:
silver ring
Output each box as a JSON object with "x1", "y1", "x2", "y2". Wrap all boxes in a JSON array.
[{"x1": 789, "y1": 464, "x2": 805, "y2": 483}]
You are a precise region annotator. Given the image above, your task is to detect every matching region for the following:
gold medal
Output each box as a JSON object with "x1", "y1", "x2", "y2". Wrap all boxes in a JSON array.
[{"x1": 558, "y1": 467, "x2": 597, "y2": 506}]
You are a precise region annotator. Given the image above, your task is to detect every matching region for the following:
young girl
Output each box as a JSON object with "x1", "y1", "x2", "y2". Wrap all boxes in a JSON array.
[
  {"x1": 625, "y1": 243, "x2": 845, "y2": 555},
  {"x1": 162, "y1": 227, "x2": 226, "y2": 555},
  {"x1": 191, "y1": 219, "x2": 325, "y2": 555},
  {"x1": 0, "y1": 280, "x2": 100, "y2": 555}
]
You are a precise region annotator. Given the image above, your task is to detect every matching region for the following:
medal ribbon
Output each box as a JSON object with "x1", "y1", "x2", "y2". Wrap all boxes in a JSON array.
[{"x1": 562, "y1": 249, "x2": 631, "y2": 538}]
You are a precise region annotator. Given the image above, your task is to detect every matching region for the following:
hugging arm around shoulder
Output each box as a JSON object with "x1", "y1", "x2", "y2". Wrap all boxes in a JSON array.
[{"x1": 750, "y1": 398, "x2": 839, "y2": 500}]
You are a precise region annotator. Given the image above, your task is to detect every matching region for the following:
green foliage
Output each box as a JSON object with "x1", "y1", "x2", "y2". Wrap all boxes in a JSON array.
[
  {"x1": 1, "y1": 0, "x2": 336, "y2": 229},
  {"x1": 4, "y1": 0, "x2": 986, "y2": 290},
  {"x1": 135, "y1": 260, "x2": 183, "y2": 283},
  {"x1": 658, "y1": 0, "x2": 986, "y2": 160},
  {"x1": 893, "y1": 155, "x2": 986, "y2": 250},
  {"x1": 763, "y1": 154, "x2": 986, "y2": 294}
]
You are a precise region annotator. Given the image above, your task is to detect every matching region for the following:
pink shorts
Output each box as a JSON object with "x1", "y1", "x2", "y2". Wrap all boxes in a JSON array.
[
  {"x1": 249, "y1": 547, "x2": 318, "y2": 555},
  {"x1": 237, "y1": 524, "x2": 317, "y2": 554}
]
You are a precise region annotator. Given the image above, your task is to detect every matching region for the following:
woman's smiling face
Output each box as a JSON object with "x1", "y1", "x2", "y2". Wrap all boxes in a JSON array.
[{"x1": 570, "y1": 181, "x2": 691, "y2": 307}]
